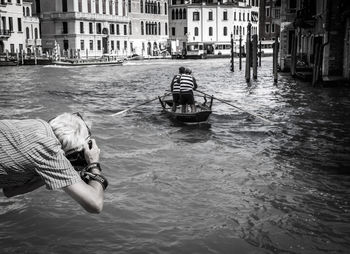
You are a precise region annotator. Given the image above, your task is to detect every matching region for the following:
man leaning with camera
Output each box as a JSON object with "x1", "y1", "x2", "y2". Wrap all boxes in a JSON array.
[{"x1": 0, "y1": 112, "x2": 108, "y2": 214}]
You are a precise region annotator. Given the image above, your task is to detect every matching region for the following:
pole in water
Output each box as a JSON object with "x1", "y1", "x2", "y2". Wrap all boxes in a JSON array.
[
  {"x1": 245, "y1": 22, "x2": 252, "y2": 82},
  {"x1": 273, "y1": 36, "x2": 279, "y2": 83},
  {"x1": 259, "y1": 39, "x2": 262, "y2": 67},
  {"x1": 230, "y1": 33, "x2": 234, "y2": 72},
  {"x1": 252, "y1": 34, "x2": 258, "y2": 80},
  {"x1": 239, "y1": 34, "x2": 242, "y2": 70}
]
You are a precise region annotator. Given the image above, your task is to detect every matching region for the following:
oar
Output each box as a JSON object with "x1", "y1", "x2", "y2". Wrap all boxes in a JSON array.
[
  {"x1": 111, "y1": 93, "x2": 170, "y2": 116},
  {"x1": 195, "y1": 90, "x2": 274, "y2": 124}
]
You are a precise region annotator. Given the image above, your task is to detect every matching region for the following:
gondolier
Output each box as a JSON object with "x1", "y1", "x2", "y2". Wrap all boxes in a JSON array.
[
  {"x1": 180, "y1": 68, "x2": 198, "y2": 113},
  {"x1": 170, "y1": 66, "x2": 185, "y2": 112}
]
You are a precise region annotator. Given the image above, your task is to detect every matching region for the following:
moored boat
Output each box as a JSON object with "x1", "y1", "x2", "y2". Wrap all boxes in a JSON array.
[
  {"x1": 52, "y1": 58, "x2": 123, "y2": 66},
  {"x1": 158, "y1": 94, "x2": 213, "y2": 124}
]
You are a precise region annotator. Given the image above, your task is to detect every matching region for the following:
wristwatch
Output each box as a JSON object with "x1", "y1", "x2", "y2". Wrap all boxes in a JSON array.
[
  {"x1": 82, "y1": 171, "x2": 108, "y2": 190},
  {"x1": 89, "y1": 173, "x2": 108, "y2": 190},
  {"x1": 86, "y1": 162, "x2": 101, "y2": 172}
]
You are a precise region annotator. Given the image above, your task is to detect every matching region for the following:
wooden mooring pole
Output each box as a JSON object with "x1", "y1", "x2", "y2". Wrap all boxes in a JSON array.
[
  {"x1": 230, "y1": 33, "x2": 234, "y2": 72},
  {"x1": 245, "y1": 23, "x2": 252, "y2": 82},
  {"x1": 239, "y1": 34, "x2": 242, "y2": 70},
  {"x1": 259, "y1": 39, "x2": 262, "y2": 67},
  {"x1": 252, "y1": 34, "x2": 258, "y2": 80},
  {"x1": 273, "y1": 36, "x2": 279, "y2": 83}
]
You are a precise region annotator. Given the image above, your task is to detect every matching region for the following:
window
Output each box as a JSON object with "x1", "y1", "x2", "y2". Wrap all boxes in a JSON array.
[
  {"x1": 164, "y1": 3, "x2": 167, "y2": 15},
  {"x1": 158, "y1": 22, "x2": 161, "y2": 35},
  {"x1": 172, "y1": 27, "x2": 175, "y2": 36},
  {"x1": 124, "y1": 24, "x2": 127, "y2": 35},
  {"x1": 97, "y1": 40, "x2": 101, "y2": 50},
  {"x1": 63, "y1": 40, "x2": 69, "y2": 50},
  {"x1": 90, "y1": 40, "x2": 93, "y2": 50},
  {"x1": 96, "y1": 23, "x2": 102, "y2": 34},
  {"x1": 62, "y1": 0, "x2": 67, "y2": 12},
  {"x1": 289, "y1": 0, "x2": 296, "y2": 9},
  {"x1": 78, "y1": 0, "x2": 82, "y2": 12},
  {"x1": 96, "y1": 0, "x2": 100, "y2": 13},
  {"x1": 243, "y1": 13, "x2": 245, "y2": 21},
  {"x1": 124, "y1": 41, "x2": 127, "y2": 50},
  {"x1": 247, "y1": 13, "x2": 250, "y2": 21},
  {"x1": 141, "y1": 0, "x2": 143, "y2": 13},
  {"x1": 223, "y1": 11, "x2": 227, "y2": 21},
  {"x1": 10, "y1": 44, "x2": 14, "y2": 54},
  {"x1": 26, "y1": 27, "x2": 30, "y2": 39},
  {"x1": 172, "y1": 9, "x2": 175, "y2": 19},
  {"x1": 8, "y1": 17, "x2": 13, "y2": 32},
  {"x1": 34, "y1": 28, "x2": 38, "y2": 39},
  {"x1": 110, "y1": 23, "x2": 115, "y2": 34},
  {"x1": 63, "y1": 22, "x2": 68, "y2": 34},
  {"x1": 184, "y1": 26, "x2": 187, "y2": 35},
  {"x1": 208, "y1": 11, "x2": 213, "y2": 21},
  {"x1": 193, "y1": 11, "x2": 200, "y2": 21},
  {"x1": 209, "y1": 27, "x2": 213, "y2": 36},
  {"x1": 115, "y1": 0, "x2": 119, "y2": 15},
  {"x1": 116, "y1": 24, "x2": 120, "y2": 35},
  {"x1": 194, "y1": 27, "x2": 198, "y2": 36},
  {"x1": 123, "y1": 0, "x2": 126, "y2": 16},
  {"x1": 81, "y1": 40, "x2": 85, "y2": 50},
  {"x1": 234, "y1": 12, "x2": 236, "y2": 20},
  {"x1": 117, "y1": 40, "x2": 120, "y2": 50},
  {"x1": 89, "y1": 22, "x2": 93, "y2": 34},
  {"x1": 88, "y1": 0, "x2": 91, "y2": 13},
  {"x1": 183, "y1": 9, "x2": 186, "y2": 19},
  {"x1": 128, "y1": 0, "x2": 131, "y2": 12},
  {"x1": 223, "y1": 26, "x2": 227, "y2": 36},
  {"x1": 266, "y1": 7, "x2": 270, "y2": 17},
  {"x1": 111, "y1": 40, "x2": 114, "y2": 50},
  {"x1": 80, "y1": 22, "x2": 84, "y2": 33},
  {"x1": 102, "y1": 0, "x2": 106, "y2": 14},
  {"x1": 274, "y1": 9, "x2": 280, "y2": 19},
  {"x1": 271, "y1": 23, "x2": 275, "y2": 33},
  {"x1": 239, "y1": 12, "x2": 241, "y2": 21},
  {"x1": 129, "y1": 21, "x2": 132, "y2": 35},
  {"x1": 265, "y1": 23, "x2": 270, "y2": 33},
  {"x1": 17, "y1": 18, "x2": 22, "y2": 32},
  {"x1": 165, "y1": 23, "x2": 167, "y2": 35},
  {"x1": 141, "y1": 21, "x2": 144, "y2": 35}
]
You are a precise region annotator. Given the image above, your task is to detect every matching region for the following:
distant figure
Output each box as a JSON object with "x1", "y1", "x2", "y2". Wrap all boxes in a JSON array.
[
  {"x1": 170, "y1": 66, "x2": 185, "y2": 112},
  {"x1": 0, "y1": 113, "x2": 108, "y2": 214},
  {"x1": 180, "y1": 68, "x2": 198, "y2": 113}
]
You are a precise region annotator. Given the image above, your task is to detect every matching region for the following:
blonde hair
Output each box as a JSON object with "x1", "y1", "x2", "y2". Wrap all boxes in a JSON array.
[{"x1": 49, "y1": 113, "x2": 90, "y2": 153}]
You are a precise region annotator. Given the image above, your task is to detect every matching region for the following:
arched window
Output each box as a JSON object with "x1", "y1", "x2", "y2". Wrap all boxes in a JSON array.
[
  {"x1": 26, "y1": 7, "x2": 30, "y2": 16},
  {"x1": 109, "y1": 0, "x2": 113, "y2": 14},
  {"x1": 158, "y1": 22, "x2": 161, "y2": 35},
  {"x1": 115, "y1": 0, "x2": 119, "y2": 15},
  {"x1": 34, "y1": 28, "x2": 38, "y2": 39},
  {"x1": 164, "y1": 3, "x2": 167, "y2": 15},
  {"x1": 129, "y1": 21, "x2": 132, "y2": 35},
  {"x1": 175, "y1": 9, "x2": 178, "y2": 19},
  {"x1": 183, "y1": 9, "x2": 186, "y2": 19},
  {"x1": 26, "y1": 27, "x2": 30, "y2": 39},
  {"x1": 23, "y1": 7, "x2": 25, "y2": 16},
  {"x1": 179, "y1": 9, "x2": 182, "y2": 19},
  {"x1": 209, "y1": 27, "x2": 213, "y2": 36},
  {"x1": 154, "y1": 23, "x2": 157, "y2": 35},
  {"x1": 141, "y1": 21, "x2": 144, "y2": 35},
  {"x1": 165, "y1": 22, "x2": 167, "y2": 35},
  {"x1": 102, "y1": 0, "x2": 106, "y2": 14},
  {"x1": 157, "y1": 2, "x2": 160, "y2": 14},
  {"x1": 141, "y1": 0, "x2": 143, "y2": 13},
  {"x1": 223, "y1": 26, "x2": 227, "y2": 36},
  {"x1": 194, "y1": 27, "x2": 198, "y2": 36},
  {"x1": 172, "y1": 9, "x2": 175, "y2": 20}
]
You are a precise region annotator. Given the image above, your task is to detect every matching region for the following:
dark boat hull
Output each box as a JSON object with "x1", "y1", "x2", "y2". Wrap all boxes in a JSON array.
[{"x1": 158, "y1": 96, "x2": 212, "y2": 124}]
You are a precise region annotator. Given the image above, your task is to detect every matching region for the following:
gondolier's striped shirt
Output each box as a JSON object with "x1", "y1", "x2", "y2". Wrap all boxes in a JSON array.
[
  {"x1": 0, "y1": 119, "x2": 81, "y2": 190},
  {"x1": 180, "y1": 74, "x2": 195, "y2": 93},
  {"x1": 172, "y1": 74, "x2": 181, "y2": 93}
]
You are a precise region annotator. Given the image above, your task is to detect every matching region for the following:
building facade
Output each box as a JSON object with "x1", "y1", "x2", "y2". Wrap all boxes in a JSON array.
[
  {"x1": 0, "y1": 0, "x2": 41, "y2": 56},
  {"x1": 36, "y1": 0, "x2": 168, "y2": 58},
  {"x1": 169, "y1": 0, "x2": 259, "y2": 56},
  {"x1": 259, "y1": 0, "x2": 280, "y2": 41}
]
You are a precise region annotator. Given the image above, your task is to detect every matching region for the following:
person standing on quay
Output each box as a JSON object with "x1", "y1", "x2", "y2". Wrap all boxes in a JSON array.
[
  {"x1": 170, "y1": 66, "x2": 185, "y2": 112},
  {"x1": 180, "y1": 67, "x2": 198, "y2": 113},
  {"x1": 0, "y1": 113, "x2": 108, "y2": 214}
]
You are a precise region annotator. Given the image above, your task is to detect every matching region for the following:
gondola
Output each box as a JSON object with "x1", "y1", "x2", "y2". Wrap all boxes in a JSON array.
[{"x1": 158, "y1": 94, "x2": 213, "y2": 124}]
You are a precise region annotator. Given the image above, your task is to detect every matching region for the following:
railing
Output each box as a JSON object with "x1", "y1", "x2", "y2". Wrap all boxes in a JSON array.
[
  {"x1": 50, "y1": 12, "x2": 129, "y2": 23},
  {"x1": 0, "y1": 29, "x2": 10, "y2": 36}
]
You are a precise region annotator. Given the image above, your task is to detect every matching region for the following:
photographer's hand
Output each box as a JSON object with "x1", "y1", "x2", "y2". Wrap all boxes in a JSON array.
[{"x1": 84, "y1": 139, "x2": 100, "y2": 164}]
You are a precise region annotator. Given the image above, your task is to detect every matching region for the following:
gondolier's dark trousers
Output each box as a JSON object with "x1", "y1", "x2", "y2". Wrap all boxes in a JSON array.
[
  {"x1": 180, "y1": 91, "x2": 194, "y2": 105},
  {"x1": 172, "y1": 93, "x2": 180, "y2": 105}
]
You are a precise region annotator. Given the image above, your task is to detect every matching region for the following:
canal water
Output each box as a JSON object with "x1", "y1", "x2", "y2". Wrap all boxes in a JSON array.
[{"x1": 0, "y1": 58, "x2": 349, "y2": 254}]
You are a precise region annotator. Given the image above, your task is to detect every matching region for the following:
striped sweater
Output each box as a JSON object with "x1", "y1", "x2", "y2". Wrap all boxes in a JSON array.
[
  {"x1": 0, "y1": 119, "x2": 81, "y2": 190},
  {"x1": 180, "y1": 74, "x2": 197, "y2": 93}
]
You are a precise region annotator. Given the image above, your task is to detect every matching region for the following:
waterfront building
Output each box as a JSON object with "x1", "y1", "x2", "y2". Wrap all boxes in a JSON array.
[
  {"x1": 0, "y1": 0, "x2": 41, "y2": 57},
  {"x1": 128, "y1": 0, "x2": 169, "y2": 56},
  {"x1": 279, "y1": 0, "x2": 350, "y2": 83},
  {"x1": 35, "y1": 0, "x2": 168, "y2": 58},
  {"x1": 168, "y1": 0, "x2": 259, "y2": 57},
  {"x1": 259, "y1": 0, "x2": 280, "y2": 40}
]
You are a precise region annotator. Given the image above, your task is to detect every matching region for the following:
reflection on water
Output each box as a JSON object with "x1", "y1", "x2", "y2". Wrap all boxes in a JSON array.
[{"x1": 0, "y1": 58, "x2": 350, "y2": 254}]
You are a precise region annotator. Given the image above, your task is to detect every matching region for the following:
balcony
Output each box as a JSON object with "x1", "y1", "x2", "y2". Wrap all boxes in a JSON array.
[
  {"x1": 26, "y1": 39, "x2": 42, "y2": 46},
  {"x1": 0, "y1": 29, "x2": 10, "y2": 39},
  {"x1": 48, "y1": 12, "x2": 129, "y2": 23}
]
